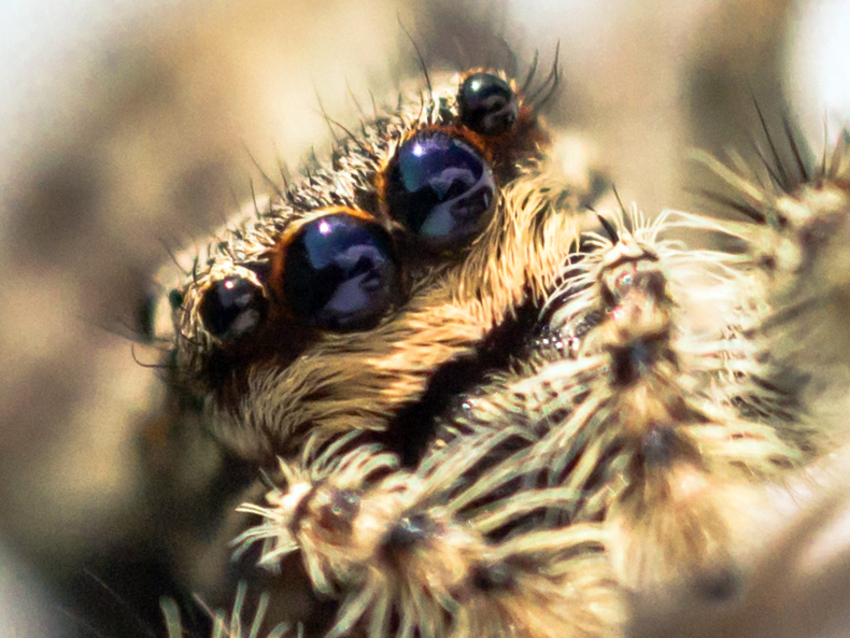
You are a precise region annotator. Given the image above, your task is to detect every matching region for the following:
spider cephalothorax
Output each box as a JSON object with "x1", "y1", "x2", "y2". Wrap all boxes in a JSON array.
[
  {"x1": 150, "y1": 59, "x2": 617, "y2": 635},
  {"x1": 146, "y1": 41, "x2": 850, "y2": 638},
  {"x1": 150, "y1": 63, "x2": 579, "y2": 468}
]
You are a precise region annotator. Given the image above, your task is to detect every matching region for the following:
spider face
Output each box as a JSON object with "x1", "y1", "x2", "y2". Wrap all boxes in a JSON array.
[
  {"x1": 136, "y1": 38, "x2": 850, "y2": 635},
  {"x1": 12, "y1": 5, "x2": 850, "y2": 638},
  {"x1": 152, "y1": 64, "x2": 578, "y2": 471}
]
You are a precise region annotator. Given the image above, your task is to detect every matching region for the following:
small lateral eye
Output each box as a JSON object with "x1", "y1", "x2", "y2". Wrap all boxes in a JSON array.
[
  {"x1": 200, "y1": 275, "x2": 269, "y2": 342},
  {"x1": 282, "y1": 211, "x2": 400, "y2": 331},
  {"x1": 458, "y1": 72, "x2": 519, "y2": 136},
  {"x1": 385, "y1": 130, "x2": 496, "y2": 250}
]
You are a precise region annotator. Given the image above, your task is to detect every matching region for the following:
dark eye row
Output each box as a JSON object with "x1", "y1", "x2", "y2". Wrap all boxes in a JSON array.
[{"x1": 199, "y1": 71, "x2": 522, "y2": 344}]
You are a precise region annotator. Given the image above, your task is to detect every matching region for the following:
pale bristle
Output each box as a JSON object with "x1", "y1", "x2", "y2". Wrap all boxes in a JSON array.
[{"x1": 162, "y1": 583, "x2": 293, "y2": 638}]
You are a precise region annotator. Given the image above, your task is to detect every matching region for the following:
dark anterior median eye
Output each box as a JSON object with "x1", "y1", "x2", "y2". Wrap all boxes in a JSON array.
[
  {"x1": 283, "y1": 211, "x2": 399, "y2": 331},
  {"x1": 458, "y1": 72, "x2": 519, "y2": 136},
  {"x1": 385, "y1": 130, "x2": 496, "y2": 250},
  {"x1": 200, "y1": 275, "x2": 269, "y2": 342}
]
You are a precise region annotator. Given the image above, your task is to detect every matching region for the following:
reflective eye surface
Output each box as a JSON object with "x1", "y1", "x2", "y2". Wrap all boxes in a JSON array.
[
  {"x1": 284, "y1": 212, "x2": 399, "y2": 331},
  {"x1": 458, "y1": 72, "x2": 519, "y2": 136},
  {"x1": 385, "y1": 130, "x2": 496, "y2": 249},
  {"x1": 200, "y1": 276, "x2": 268, "y2": 342}
]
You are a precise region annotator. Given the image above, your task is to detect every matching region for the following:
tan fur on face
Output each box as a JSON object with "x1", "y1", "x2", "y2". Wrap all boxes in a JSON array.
[
  {"x1": 148, "y1": 64, "x2": 580, "y2": 460},
  {"x1": 213, "y1": 176, "x2": 582, "y2": 458}
]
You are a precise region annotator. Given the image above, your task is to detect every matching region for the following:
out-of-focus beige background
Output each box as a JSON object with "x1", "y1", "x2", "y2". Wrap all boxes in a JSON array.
[{"x1": 0, "y1": 0, "x2": 846, "y2": 636}]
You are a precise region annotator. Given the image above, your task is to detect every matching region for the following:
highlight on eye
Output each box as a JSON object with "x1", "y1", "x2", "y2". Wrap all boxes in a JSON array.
[
  {"x1": 199, "y1": 274, "x2": 269, "y2": 343},
  {"x1": 383, "y1": 129, "x2": 496, "y2": 250},
  {"x1": 457, "y1": 72, "x2": 520, "y2": 137},
  {"x1": 272, "y1": 208, "x2": 401, "y2": 331}
]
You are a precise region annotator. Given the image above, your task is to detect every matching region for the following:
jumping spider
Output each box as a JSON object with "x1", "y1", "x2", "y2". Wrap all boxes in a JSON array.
[{"x1": 140, "y1": 50, "x2": 850, "y2": 638}]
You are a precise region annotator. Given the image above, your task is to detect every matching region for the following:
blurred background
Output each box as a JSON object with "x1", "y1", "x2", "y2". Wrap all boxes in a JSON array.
[{"x1": 0, "y1": 0, "x2": 847, "y2": 636}]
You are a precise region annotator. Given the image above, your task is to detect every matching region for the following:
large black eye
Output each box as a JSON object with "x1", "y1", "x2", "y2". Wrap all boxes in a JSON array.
[
  {"x1": 200, "y1": 275, "x2": 268, "y2": 343},
  {"x1": 458, "y1": 72, "x2": 519, "y2": 136},
  {"x1": 283, "y1": 211, "x2": 399, "y2": 331},
  {"x1": 385, "y1": 130, "x2": 496, "y2": 250}
]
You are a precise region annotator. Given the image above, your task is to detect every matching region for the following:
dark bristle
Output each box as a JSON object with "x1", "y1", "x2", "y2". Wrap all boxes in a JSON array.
[
  {"x1": 500, "y1": 35, "x2": 518, "y2": 79},
  {"x1": 130, "y1": 345, "x2": 170, "y2": 370},
  {"x1": 526, "y1": 44, "x2": 560, "y2": 110},
  {"x1": 314, "y1": 90, "x2": 341, "y2": 144},
  {"x1": 248, "y1": 180, "x2": 261, "y2": 219},
  {"x1": 398, "y1": 14, "x2": 432, "y2": 100},
  {"x1": 782, "y1": 113, "x2": 811, "y2": 185},
  {"x1": 749, "y1": 141, "x2": 784, "y2": 189},
  {"x1": 690, "y1": 188, "x2": 766, "y2": 224},
  {"x1": 346, "y1": 80, "x2": 366, "y2": 120},
  {"x1": 158, "y1": 240, "x2": 192, "y2": 277},
  {"x1": 519, "y1": 49, "x2": 540, "y2": 97},
  {"x1": 244, "y1": 145, "x2": 286, "y2": 201},
  {"x1": 752, "y1": 96, "x2": 792, "y2": 191},
  {"x1": 330, "y1": 116, "x2": 370, "y2": 155},
  {"x1": 611, "y1": 184, "x2": 628, "y2": 217},
  {"x1": 596, "y1": 213, "x2": 619, "y2": 244}
]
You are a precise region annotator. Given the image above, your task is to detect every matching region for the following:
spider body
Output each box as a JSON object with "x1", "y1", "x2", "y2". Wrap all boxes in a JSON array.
[
  {"x1": 149, "y1": 51, "x2": 850, "y2": 638},
  {"x1": 6, "y1": 5, "x2": 849, "y2": 637}
]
